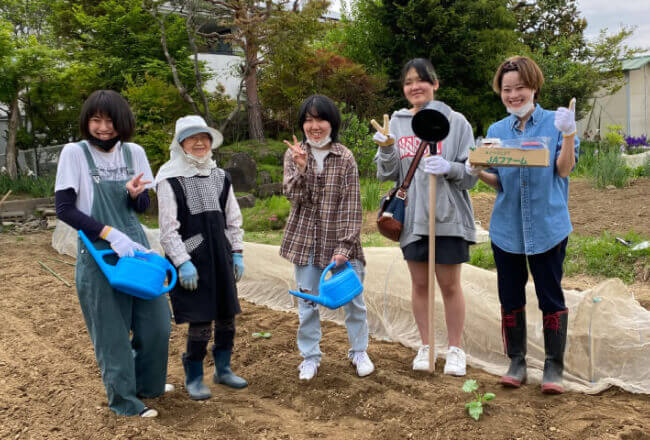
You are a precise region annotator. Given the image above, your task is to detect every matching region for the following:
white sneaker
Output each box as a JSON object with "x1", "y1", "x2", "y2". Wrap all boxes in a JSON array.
[
  {"x1": 164, "y1": 383, "x2": 175, "y2": 393},
  {"x1": 412, "y1": 345, "x2": 436, "y2": 371},
  {"x1": 349, "y1": 351, "x2": 375, "y2": 377},
  {"x1": 139, "y1": 407, "x2": 159, "y2": 418},
  {"x1": 444, "y1": 346, "x2": 467, "y2": 376},
  {"x1": 298, "y1": 359, "x2": 319, "y2": 381}
]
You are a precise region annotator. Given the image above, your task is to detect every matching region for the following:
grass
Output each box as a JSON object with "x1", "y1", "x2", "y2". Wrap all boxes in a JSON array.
[
  {"x1": 360, "y1": 178, "x2": 394, "y2": 211},
  {"x1": 469, "y1": 180, "x2": 496, "y2": 194},
  {"x1": 241, "y1": 195, "x2": 291, "y2": 232},
  {"x1": 591, "y1": 151, "x2": 631, "y2": 188},
  {"x1": 468, "y1": 232, "x2": 649, "y2": 284},
  {"x1": 0, "y1": 174, "x2": 56, "y2": 198}
]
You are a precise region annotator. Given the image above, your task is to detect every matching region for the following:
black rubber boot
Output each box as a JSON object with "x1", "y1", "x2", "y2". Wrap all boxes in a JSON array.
[
  {"x1": 182, "y1": 354, "x2": 212, "y2": 400},
  {"x1": 541, "y1": 309, "x2": 568, "y2": 394},
  {"x1": 212, "y1": 348, "x2": 248, "y2": 389},
  {"x1": 500, "y1": 307, "x2": 527, "y2": 388}
]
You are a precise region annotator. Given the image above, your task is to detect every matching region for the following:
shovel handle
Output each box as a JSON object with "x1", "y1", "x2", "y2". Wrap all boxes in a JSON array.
[{"x1": 428, "y1": 172, "x2": 437, "y2": 373}]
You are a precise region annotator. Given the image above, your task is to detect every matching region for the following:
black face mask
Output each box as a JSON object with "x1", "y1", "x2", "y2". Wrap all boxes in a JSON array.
[{"x1": 88, "y1": 134, "x2": 120, "y2": 151}]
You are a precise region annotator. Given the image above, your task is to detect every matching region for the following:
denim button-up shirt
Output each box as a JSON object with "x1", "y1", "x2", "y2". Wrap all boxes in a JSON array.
[{"x1": 486, "y1": 104, "x2": 579, "y2": 255}]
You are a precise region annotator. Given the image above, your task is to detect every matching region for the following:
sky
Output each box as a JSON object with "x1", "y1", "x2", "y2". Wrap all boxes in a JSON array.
[
  {"x1": 330, "y1": 0, "x2": 650, "y2": 56},
  {"x1": 577, "y1": 0, "x2": 650, "y2": 55}
]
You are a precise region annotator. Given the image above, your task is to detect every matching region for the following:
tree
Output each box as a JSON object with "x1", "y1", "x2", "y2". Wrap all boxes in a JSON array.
[
  {"x1": 0, "y1": 1, "x2": 70, "y2": 178},
  {"x1": 330, "y1": 0, "x2": 523, "y2": 134},
  {"x1": 510, "y1": 0, "x2": 640, "y2": 121}
]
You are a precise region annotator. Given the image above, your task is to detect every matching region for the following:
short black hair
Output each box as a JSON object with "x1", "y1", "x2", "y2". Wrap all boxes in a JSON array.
[
  {"x1": 297, "y1": 95, "x2": 341, "y2": 143},
  {"x1": 79, "y1": 90, "x2": 135, "y2": 141},
  {"x1": 401, "y1": 58, "x2": 438, "y2": 86}
]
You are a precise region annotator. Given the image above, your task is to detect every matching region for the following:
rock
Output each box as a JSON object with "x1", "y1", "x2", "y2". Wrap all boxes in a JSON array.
[
  {"x1": 237, "y1": 194, "x2": 256, "y2": 209},
  {"x1": 225, "y1": 152, "x2": 257, "y2": 192},
  {"x1": 606, "y1": 185, "x2": 616, "y2": 190},
  {"x1": 256, "y1": 183, "x2": 283, "y2": 198},
  {"x1": 258, "y1": 170, "x2": 272, "y2": 185},
  {"x1": 621, "y1": 150, "x2": 650, "y2": 168}
]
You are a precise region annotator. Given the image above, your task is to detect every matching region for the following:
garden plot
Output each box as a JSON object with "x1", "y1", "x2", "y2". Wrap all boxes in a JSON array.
[{"x1": 1, "y1": 178, "x2": 649, "y2": 439}]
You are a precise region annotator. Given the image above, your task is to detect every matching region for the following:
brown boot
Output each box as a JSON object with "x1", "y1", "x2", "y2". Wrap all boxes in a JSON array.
[
  {"x1": 500, "y1": 307, "x2": 527, "y2": 387},
  {"x1": 541, "y1": 309, "x2": 568, "y2": 394}
]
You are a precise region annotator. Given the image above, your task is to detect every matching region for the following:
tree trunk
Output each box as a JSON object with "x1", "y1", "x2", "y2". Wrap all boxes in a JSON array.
[
  {"x1": 6, "y1": 96, "x2": 20, "y2": 179},
  {"x1": 244, "y1": 41, "x2": 265, "y2": 142}
]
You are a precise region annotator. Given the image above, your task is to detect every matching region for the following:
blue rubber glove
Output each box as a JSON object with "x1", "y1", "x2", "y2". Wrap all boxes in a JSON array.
[
  {"x1": 232, "y1": 253, "x2": 244, "y2": 282},
  {"x1": 178, "y1": 260, "x2": 198, "y2": 290}
]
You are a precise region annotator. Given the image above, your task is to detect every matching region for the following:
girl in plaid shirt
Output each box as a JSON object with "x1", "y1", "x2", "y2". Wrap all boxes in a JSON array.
[{"x1": 280, "y1": 95, "x2": 375, "y2": 381}]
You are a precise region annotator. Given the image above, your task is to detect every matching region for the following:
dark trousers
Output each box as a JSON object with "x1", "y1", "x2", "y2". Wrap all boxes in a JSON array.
[
  {"x1": 491, "y1": 238, "x2": 568, "y2": 313},
  {"x1": 186, "y1": 317, "x2": 236, "y2": 361}
]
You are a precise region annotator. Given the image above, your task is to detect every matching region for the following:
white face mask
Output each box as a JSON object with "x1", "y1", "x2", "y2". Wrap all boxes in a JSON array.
[
  {"x1": 306, "y1": 135, "x2": 332, "y2": 149},
  {"x1": 183, "y1": 149, "x2": 215, "y2": 175},
  {"x1": 506, "y1": 92, "x2": 536, "y2": 118}
]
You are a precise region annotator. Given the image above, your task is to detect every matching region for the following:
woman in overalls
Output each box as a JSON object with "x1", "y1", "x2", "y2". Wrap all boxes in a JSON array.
[{"x1": 55, "y1": 90, "x2": 171, "y2": 417}]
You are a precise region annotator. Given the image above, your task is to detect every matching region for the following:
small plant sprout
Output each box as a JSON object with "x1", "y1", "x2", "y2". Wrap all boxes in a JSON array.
[{"x1": 462, "y1": 379, "x2": 496, "y2": 421}]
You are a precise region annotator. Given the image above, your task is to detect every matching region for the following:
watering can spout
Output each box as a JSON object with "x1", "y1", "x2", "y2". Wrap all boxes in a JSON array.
[{"x1": 289, "y1": 289, "x2": 322, "y2": 304}]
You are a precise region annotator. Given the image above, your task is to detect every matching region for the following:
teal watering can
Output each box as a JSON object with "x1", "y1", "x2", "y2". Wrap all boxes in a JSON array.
[
  {"x1": 78, "y1": 230, "x2": 177, "y2": 300},
  {"x1": 289, "y1": 262, "x2": 363, "y2": 309}
]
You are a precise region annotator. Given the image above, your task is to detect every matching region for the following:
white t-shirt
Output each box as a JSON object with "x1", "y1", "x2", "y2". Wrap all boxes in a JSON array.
[
  {"x1": 311, "y1": 147, "x2": 330, "y2": 173},
  {"x1": 55, "y1": 141, "x2": 155, "y2": 216}
]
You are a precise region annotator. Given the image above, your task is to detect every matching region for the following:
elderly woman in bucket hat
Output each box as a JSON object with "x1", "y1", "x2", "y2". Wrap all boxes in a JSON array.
[{"x1": 156, "y1": 115, "x2": 247, "y2": 400}]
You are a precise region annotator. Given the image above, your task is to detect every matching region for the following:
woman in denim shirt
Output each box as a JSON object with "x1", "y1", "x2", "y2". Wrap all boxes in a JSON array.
[{"x1": 467, "y1": 56, "x2": 579, "y2": 394}]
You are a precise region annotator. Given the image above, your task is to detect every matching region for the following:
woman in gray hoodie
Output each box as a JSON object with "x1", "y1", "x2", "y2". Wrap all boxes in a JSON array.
[{"x1": 373, "y1": 58, "x2": 478, "y2": 376}]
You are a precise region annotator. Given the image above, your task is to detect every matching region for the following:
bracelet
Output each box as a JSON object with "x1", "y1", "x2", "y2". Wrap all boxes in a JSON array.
[
  {"x1": 562, "y1": 131, "x2": 577, "y2": 138},
  {"x1": 100, "y1": 226, "x2": 112, "y2": 240}
]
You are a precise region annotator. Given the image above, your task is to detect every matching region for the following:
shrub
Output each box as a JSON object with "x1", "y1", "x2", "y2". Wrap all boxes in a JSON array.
[
  {"x1": 339, "y1": 108, "x2": 376, "y2": 177},
  {"x1": 0, "y1": 174, "x2": 55, "y2": 198},
  {"x1": 601, "y1": 124, "x2": 626, "y2": 154},
  {"x1": 573, "y1": 140, "x2": 599, "y2": 177},
  {"x1": 241, "y1": 195, "x2": 291, "y2": 232},
  {"x1": 591, "y1": 151, "x2": 630, "y2": 188},
  {"x1": 469, "y1": 242, "x2": 495, "y2": 270}
]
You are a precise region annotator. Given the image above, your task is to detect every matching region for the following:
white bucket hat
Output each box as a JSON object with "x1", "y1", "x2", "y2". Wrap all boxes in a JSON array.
[{"x1": 175, "y1": 115, "x2": 223, "y2": 149}]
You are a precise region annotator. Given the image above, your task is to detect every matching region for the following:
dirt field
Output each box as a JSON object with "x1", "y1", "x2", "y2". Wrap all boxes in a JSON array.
[
  {"x1": 1, "y1": 177, "x2": 649, "y2": 439},
  {"x1": 0, "y1": 230, "x2": 649, "y2": 440}
]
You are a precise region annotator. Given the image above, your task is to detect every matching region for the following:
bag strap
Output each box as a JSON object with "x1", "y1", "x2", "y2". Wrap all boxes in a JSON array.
[{"x1": 399, "y1": 141, "x2": 428, "y2": 191}]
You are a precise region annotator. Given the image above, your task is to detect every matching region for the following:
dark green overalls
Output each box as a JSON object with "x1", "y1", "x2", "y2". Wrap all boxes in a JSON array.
[{"x1": 74, "y1": 141, "x2": 171, "y2": 416}]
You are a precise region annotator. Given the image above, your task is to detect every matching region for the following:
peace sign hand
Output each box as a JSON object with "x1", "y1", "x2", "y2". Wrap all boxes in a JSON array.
[
  {"x1": 126, "y1": 172, "x2": 152, "y2": 199},
  {"x1": 370, "y1": 114, "x2": 395, "y2": 147},
  {"x1": 284, "y1": 135, "x2": 307, "y2": 172}
]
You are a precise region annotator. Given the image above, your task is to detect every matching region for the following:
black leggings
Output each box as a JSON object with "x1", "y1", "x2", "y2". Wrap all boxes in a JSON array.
[{"x1": 186, "y1": 317, "x2": 235, "y2": 361}]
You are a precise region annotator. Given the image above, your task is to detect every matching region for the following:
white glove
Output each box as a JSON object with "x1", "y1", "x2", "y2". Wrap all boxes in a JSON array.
[
  {"x1": 104, "y1": 227, "x2": 148, "y2": 258},
  {"x1": 371, "y1": 115, "x2": 395, "y2": 147},
  {"x1": 423, "y1": 155, "x2": 451, "y2": 175},
  {"x1": 373, "y1": 131, "x2": 395, "y2": 146},
  {"x1": 554, "y1": 107, "x2": 576, "y2": 136},
  {"x1": 465, "y1": 159, "x2": 486, "y2": 176}
]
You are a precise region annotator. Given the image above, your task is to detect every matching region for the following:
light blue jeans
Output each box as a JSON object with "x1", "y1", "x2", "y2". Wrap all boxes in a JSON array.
[{"x1": 294, "y1": 258, "x2": 368, "y2": 363}]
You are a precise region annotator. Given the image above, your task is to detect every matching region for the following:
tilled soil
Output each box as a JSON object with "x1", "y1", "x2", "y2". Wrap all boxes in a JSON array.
[{"x1": 1, "y1": 232, "x2": 649, "y2": 440}]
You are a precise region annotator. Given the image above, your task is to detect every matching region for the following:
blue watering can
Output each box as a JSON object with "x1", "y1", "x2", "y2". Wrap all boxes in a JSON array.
[
  {"x1": 289, "y1": 261, "x2": 363, "y2": 309},
  {"x1": 78, "y1": 230, "x2": 177, "y2": 300}
]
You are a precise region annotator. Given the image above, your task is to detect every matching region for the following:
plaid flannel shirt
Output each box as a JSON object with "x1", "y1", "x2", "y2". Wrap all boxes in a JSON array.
[{"x1": 280, "y1": 142, "x2": 365, "y2": 267}]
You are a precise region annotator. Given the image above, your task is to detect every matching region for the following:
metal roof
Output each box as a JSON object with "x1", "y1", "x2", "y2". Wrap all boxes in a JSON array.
[{"x1": 622, "y1": 56, "x2": 650, "y2": 70}]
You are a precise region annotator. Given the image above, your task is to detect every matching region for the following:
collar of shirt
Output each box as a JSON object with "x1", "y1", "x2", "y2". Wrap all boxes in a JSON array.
[{"x1": 508, "y1": 104, "x2": 544, "y2": 132}]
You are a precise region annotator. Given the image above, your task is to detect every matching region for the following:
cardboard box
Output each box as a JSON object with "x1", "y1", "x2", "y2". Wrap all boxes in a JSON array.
[{"x1": 469, "y1": 146, "x2": 550, "y2": 167}]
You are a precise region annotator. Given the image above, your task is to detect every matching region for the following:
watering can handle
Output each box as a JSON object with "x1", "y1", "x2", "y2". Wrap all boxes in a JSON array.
[
  {"x1": 78, "y1": 230, "x2": 116, "y2": 276},
  {"x1": 319, "y1": 261, "x2": 352, "y2": 287},
  {"x1": 160, "y1": 261, "x2": 177, "y2": 294}
]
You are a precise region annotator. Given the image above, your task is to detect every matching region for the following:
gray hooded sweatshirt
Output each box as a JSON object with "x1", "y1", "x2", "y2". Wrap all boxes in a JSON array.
[{"x1": 374, "y1": 100, "x2": 478, "y2": 249}]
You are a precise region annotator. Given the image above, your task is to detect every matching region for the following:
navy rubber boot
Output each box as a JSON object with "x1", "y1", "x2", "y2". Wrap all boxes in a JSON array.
[
  {"x1": 182, "y1": 354, "x2": 211, "y2": 400},
  {"x1": 212, "y1": 348, "x2": 248, "y2": 389}
]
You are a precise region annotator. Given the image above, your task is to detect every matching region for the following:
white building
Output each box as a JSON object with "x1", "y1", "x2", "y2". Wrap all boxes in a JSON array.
[{"x1": 579, "y1": 56, "x2": 650, "y2": 138}]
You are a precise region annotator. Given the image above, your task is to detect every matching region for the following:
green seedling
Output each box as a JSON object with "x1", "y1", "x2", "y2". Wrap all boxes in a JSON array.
[
  {"x1": 252, "y1": 331, "x2": 271, "y2": 339},
  {"x1": 462, "y1": 379, "x2": 495, "y2": 421}
]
